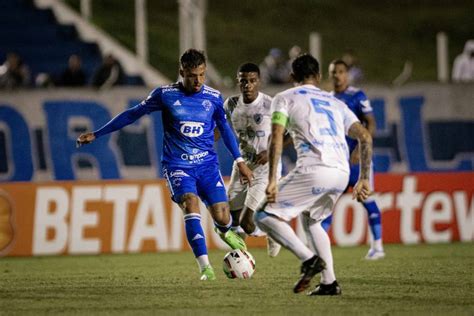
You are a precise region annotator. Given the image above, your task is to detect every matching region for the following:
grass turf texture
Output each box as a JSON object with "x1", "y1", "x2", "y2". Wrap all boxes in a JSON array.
[{"x1": 1, "y1": 243, "x2": 473, "y2": 315}]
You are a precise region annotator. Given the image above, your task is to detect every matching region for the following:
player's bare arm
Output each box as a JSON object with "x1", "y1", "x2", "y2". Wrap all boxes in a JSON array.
[
  {"x1": 237, "y1": 160, "x2": 254, "y2": 186},
  {"x1": 213, "y1": 128, "x2": 221, "y2": 141},
  {"x1": 363, "y1": 113, "x2": 377, "y2": 136},
  {"x1": 350, "y1": 113, "x2": 376, "y2": 164},
  {"x1": 266, "y1": 121, "x2": 285, "y2": 203},
  {"x1": 255, "y1": 150, "x2": 268, "y2": 165},
  {"x1": 76, "y1": 132, "x2": 95, "y2": 147},
  {"x1": 348, "y1": 122, "x2": 373, "y2": 202}
]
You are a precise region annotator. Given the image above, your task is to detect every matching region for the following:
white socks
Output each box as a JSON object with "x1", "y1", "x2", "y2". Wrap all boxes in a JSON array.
[
  {"x1": 255, "y1": 211, "x2": 314, "y2": 262},
  {"x1": 372, "y1": 239, "x2": 384, "y2": 252},
  {"x1": 301, "y1": 212, "x2": 336, "y2": 285},
  {"x1": 196, "y1": 255, "x2": 210, "y2": 271}
]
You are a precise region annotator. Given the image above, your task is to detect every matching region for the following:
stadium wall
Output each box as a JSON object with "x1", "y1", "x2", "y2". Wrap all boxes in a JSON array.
[
  {"x1": 0, "y1": 173, "x2": 472, "y2": 257},
  {"x1": 0, "y1": 84, "x2": 473, "y2": 256},
  {"x1": 0, "y1": 84, "x2": 473, "y2": 182}
]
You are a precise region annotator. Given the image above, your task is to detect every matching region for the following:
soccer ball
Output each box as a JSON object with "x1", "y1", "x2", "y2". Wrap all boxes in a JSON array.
[{"x1": 223, "y1": 249, "x2": 256, "y2": 279}]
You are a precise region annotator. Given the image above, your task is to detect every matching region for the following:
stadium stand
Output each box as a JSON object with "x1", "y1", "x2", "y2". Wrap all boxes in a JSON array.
[{"x1": 0, "y1": 0, "x2": 143, "y2": 86}]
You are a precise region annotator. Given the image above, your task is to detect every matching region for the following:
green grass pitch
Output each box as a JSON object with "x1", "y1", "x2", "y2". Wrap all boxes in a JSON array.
[{"x1": 1, "y1": 243, "x2": 473, "y2": 315}]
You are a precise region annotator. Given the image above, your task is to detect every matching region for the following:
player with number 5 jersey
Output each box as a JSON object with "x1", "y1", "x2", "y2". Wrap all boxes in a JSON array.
[{"x1": 255, "y1": 53, "x2": 373, "y2": 296}]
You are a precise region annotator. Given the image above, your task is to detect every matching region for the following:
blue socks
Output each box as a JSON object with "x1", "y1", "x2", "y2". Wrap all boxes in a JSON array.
[
  {"x1": 320, "y1": 201, "x2": 382, "y2": 241},
  {"x1": 214, "y1": 219, "x2": 232, "y2": 234},
  {"x1": 184, "y1": 213, "x2": 207, "y2": 258},
  {"x1": 321, "y1": 215, "x2": 333, "y2": 232},
  {"x1": 364, "y1": 200, "x2": 382, "y2": 240}
]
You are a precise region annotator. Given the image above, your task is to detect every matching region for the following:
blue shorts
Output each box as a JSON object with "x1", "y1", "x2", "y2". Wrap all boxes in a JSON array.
[{"x1": 162, "y1": 164, "x2": 227, "y2": 207}]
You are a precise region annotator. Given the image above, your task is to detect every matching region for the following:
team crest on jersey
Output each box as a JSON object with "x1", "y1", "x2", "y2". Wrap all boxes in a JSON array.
[
  {"x1": 253, "y1": 113, "x2": 263, "y2": 124},
  {"x1": 202, "y1": 100, "x2": 212, "y2": 111}
]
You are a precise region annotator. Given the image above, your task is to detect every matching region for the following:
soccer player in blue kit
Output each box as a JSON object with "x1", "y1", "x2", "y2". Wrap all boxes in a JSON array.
[
  {"x1": 76, "y1": 49, "x2": 254, "y2": 280},
  {"x1": 324, "y1": 59, "x2": 385, "y2": 260}
]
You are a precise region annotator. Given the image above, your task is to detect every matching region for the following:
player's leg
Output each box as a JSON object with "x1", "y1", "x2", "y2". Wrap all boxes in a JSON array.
[
  {"x1": 163, "y1": 166, "x2": 214, "y2": 280},
  {"x1": 321, "y1": 214, "x2": 333, "y2": 232},
  {"x1": 301, "y1": 167, "x2": 348, "y2": 295},
  {"x1": 208, "y1": 202, "x2": 246, "y2": 250},
  {"x1": 255, "y1": 210, "x2": 325, "y2": 293},
  {"x1": 321, "y1": 165, "x2": 355, "y2": 232},
  {"x1": 254, "y1": 168, "x2": 326, "y2": 293},
  {"x1": 181, "y1": 193, "x2": 215, "y2": 280},
  {"x1": 240, "y1": 171, "x2": 281, "y2": 257},
  {"x1": 198, "y1": 164, "x2": 247, "y2": 250},
  {"x1": 227, "y1": 163, "x2": 247, "y2": 239},
  {"x1": 239, "y1": 176, "x2": 265, "y2": 236},
  {"x1": 302, "y1": 213, "x2": 341, "y2": 296},
  {"x1": 350, "y1": 164, "x2": 385, "y2": 259}
]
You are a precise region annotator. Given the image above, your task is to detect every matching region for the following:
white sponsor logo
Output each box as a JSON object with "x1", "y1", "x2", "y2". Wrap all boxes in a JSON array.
[
  {"x1": 180, "y1": 151, "x2": 209, "y2": 163},
  {"x1": 180, "y1": 121, "x2": 205, "y2": 137},
  {"x1": 170, "y1": 170, "x2": 189, "y2": 177},
  {"x1": 163, "y1": 87, "x2": 179, "y2": 93},
  {"x1": 202, "y1": 89, "x2": 220, "y2": 98},
  {"x1": 192, "y1": 233, "x2": 204, "y2": 241},
  {"x1": 173, "y1": 100, "x2": 182, "y2": 106},
  {"x1": 216, "y1": 181, "x2": 223, "y2": 187}
]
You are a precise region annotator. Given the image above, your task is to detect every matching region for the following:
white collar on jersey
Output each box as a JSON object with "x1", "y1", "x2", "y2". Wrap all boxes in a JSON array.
[
  {"x1": 301, "y1": 84, "x2": 321, "y2": 91},
  {"x1": 239, "y1": 92, "x2": 263, "y2": 106}
]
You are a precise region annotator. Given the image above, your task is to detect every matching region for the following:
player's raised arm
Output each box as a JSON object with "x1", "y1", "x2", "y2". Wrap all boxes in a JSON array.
[
  {"x1": 347, "y1": 122, "x2": 373, "y2": 202},
  {"x1": 76, "y1": 88, "x2": 162, "y2": 147}
]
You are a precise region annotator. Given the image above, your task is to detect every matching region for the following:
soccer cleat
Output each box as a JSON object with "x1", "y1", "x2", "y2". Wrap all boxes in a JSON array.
[
  {"x1": 267, "y1": 236, "x2": 281, "y2": 258},
  {"x1": 365, "y1": 248, "x2": 386, "y2": 260},
  {"x1": 307, "y1": 280, "x2": 342, "y2": 296},
  {"x1": 293, "y1": 255, "x2": 326, "y2": 293},
  {"x1": 215, "y1": 227, "x2": 247, "y2": 250},
  {"x1": 200, "y1": 265, "x2": 216, "y2": 281}
]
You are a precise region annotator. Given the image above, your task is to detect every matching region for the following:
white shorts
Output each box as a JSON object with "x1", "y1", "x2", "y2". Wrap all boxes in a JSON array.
[
  {"x1": 264, "y1": 165, "x2": 349, "y2": 222},
  {"x1": 228, "y1": 162, "x2": 281, "y2": 212}
]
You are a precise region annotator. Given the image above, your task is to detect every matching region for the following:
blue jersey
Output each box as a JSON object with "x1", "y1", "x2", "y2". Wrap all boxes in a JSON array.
[
  {"x1": 94, "y1": 82, "x2": 241, "y2": 168},
  {"x1": 332, "y1": 86, "x2": 372, "y2": 153}
]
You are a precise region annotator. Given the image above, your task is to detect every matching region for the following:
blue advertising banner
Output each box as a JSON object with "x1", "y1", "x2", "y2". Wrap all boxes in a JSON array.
[{"x1": 0, "y1": 84, "x2": 473, "y2": 182}]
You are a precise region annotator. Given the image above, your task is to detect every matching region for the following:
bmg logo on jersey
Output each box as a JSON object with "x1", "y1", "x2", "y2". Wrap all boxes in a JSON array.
[{"x1": 180, "y1": 121, "x2": 205, "y2": 137}]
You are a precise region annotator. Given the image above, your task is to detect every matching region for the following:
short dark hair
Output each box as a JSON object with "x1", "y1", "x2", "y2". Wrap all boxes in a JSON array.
[
  {"x1": 237, "y1": 62, "x2": 260, "y2": 76},
  {"x1": 180, "y1": 49, "x2": 206, "y2": 69},
  {"x1": 291, "y1": 54, "x2": 320, "y2": 82},
  {"x1": 329, "y1": 59, "x2": 349, "y2": 70}
]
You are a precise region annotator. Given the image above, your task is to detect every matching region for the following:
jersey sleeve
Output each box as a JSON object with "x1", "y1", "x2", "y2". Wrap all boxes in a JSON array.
[
  {"x1": 140, "y1": 87, "x2": 165, "y2": 111},
  {"x1": 214, "y1": 96, "x2": 241, "y2": 160},
  {"x1": 223, "y1": 97, "x2": 234, "y2": 130},
  {"x1": 356, "y1": 91, "x2": 373, "y2": 114},
  {"x1": 271, "y1": 94, "x2": 289, "y2": 127},
  {"x1": 93, "y1": 87, "x2": 163, "y2": 138}
]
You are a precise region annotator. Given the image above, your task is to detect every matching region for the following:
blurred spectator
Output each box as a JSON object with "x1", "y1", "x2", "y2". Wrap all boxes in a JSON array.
[
  {"x1": 452, "y1": 39, "x2": 474, "y2": 83},
  {"x1": 342, "y1": 50, "x2": 364, "y2": 85},
  {"x1": 0, "y1": 52, "x2": 30, "y2": 89},
  {"x1": 91, "y1": 54, "x2": 124, "y2": 89},
  {"x1": 35, "y1": 73, "x2": 54, "y2": 88},
  {"x1": 58, "y1": 54, "x2": 86, "y2": 87},
  {"x1": 288, "y1": 45, "x2": 302, "y2": 62},
  {"x1": 259, "y1": 48, "x2": 291, "y2": 85}
]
